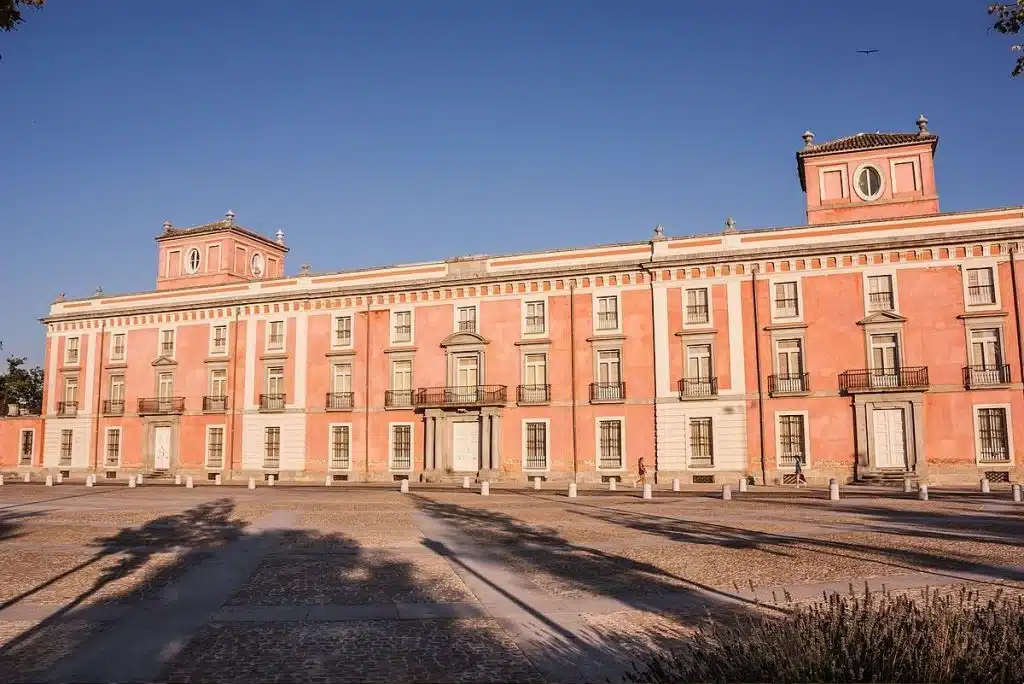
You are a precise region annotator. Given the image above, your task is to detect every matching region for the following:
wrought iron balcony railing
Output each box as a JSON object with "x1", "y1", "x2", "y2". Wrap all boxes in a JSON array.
[
  {"x1": 138, "y1": 397, "x2": 185, "y2": 415},
  {"x1": 326, "y1": 392, "x2": 354, "y2": 410},
  {"x1": 768, "y1": 373, "x2": 809, "y2": 395},
  {"x1": 384, "y1": 390, "x2": 413, "y2": 409},
  {"x1": 685, "y1": 304, "x2": 709, "y2": 324},
  {"x1": 868, "y1": 291, "x2": 894, "y2": 311},
  {"x1": 589, "y1": 382, "x2": 625, "y2": 402},
  {"x1": 678, "y1": 377, "x2": 718, "y2": 399},
  {"x1": 838, "y1": 367, "x2": 929, "y2": 393},
  {"x1": 203, "y1": 395, "x2": 229, "y2": 412},
  {"x1": 56, "y1": 401, "x2": 78, "y2": 417},
  {"x1": 412, "y1": 385, "x2": 508, "y2": 407},
  {"x1": 259, "y1": 394, "x2": 286, "y2": 412},
  {"x1": 968, "y1": 284, "x2": 996, "y2": 306},
  {"x1": 517, "y1": 384, "x2": 551, "y2": 404},
  {"x1": 102, "y1": 400, "x2": 125, "y2": 416},
  {"x1": 963, "y1": 364, "x2": 1011, "y2": 388}
]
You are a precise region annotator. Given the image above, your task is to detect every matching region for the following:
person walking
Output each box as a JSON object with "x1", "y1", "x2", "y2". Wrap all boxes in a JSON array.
[
  {"x1": 633, "y1": 456, "x2": 648, "y2": 487},
  {"x1": 794, "y1": 457, "x2": 807, "y2": 488}
]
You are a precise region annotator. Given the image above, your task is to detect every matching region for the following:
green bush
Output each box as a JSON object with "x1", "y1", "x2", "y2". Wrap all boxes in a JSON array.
[{"x1": 628, "y1": 588, "x2": 1024, "y2": 683}]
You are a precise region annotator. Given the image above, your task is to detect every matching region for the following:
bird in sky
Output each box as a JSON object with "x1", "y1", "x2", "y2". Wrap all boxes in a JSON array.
[{"x1": 856, "y1": 49, "x2": 880, "y2": 56}]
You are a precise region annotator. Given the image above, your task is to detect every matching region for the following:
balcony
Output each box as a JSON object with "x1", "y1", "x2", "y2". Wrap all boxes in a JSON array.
[
  {"x1": 259, "y1": 394, "x2": 286, "y2": 412},
  {"x1": 56, "y1": 401, "x2": 78, "y2": 418},
  {"x1": 963, "y1": 364, "x2": 1011, "y2": 389},
  {"x1": 393, "y1": 325, "x2": 412, "y2": 343},
  {"x1": 138, "y1": 397, "x2": 185, "y2": 415},
  {"x1": 525, "y1": 316, "x2": 545, "y2": 334},
  {"x1": 868, "y1": 291, "x2": 894, "y2": 311},
  {"x1": 517, "y1": 384, "x2": 551, "y2": 404},
  {"x1": 774, "y1": 298, "x2": 799, "y2": 318},
  {"x1": 160, "y1": 342, "x2": 175, "y2": 357},
  {"x1": 102, "y1": 400, "x2": 125, "y2": 416},
  {"x1": 203, "y1": 395, "x2": 229, "y2": 412},
  {"x1": 596, "y1": 313, "x2": 618, "y2": 330},
  {"x1": 326, "y1": 392, "x2": 354, "y2": 411},
  {"x1": 968, "y1": 284, "x2": 996, "y2": 306},
  {"x1": 590, "y1": 382, "x2": 626, "y2": 403},
  {"x1": 385, "y1": 390, "x2": 413, "y2": 409},
  {"x1": 412, "y1": 385, "x2": 508, "y2": 408},
  {"x1": 838, "y1": 367, "x2": 929, "y2": 393},
  {"x1": 678, "y1": 377, "x2": 718, "y2": 400},
  {"x1": 685, "y1": 304, "x2": 709, "y2": 325},
  {"x1": 768, "y1": 373, "x2": 809, "y2": 396},
  {"x1": 457, "y1": 319, "x2": 477, "y2": 333}
]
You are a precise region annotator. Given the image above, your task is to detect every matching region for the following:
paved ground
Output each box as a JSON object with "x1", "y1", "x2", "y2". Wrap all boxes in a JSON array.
[{"x1": 0, "y1": 481, "x2": 1019, "y2": 683}]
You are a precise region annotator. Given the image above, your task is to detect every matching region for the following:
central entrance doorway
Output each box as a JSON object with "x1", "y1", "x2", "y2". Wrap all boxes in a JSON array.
[
  {"x1": 451, "y1": 421, "x2": 480, "y2": 472},
  {"x1": 153, "y1": 425, "x2": 172, "y2": 471},
  {"x1": 872, "y1": 408, "x2": 907, "y2": 469}
]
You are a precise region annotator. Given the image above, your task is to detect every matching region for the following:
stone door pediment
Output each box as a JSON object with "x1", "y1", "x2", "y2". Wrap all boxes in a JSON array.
[
  {"x1": 857, "y1": 311, "x2": 907, "y2": 326},
  {"x1": 440, "y1": 331, "x2": 489, "y2": 348}
]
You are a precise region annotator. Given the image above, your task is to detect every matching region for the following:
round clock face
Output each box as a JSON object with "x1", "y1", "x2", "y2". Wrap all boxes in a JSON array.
[{"x1": 251, "y1": 253, "x2": 264, "y2": 277}]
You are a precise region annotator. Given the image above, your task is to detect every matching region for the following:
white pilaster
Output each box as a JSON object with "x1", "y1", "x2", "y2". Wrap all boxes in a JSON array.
[
  {"x1": 46, "y1": 334, "x2": 58, "y2": 414},
  {"x1": 243, "y1": 319, "x2": 256, "y2": 410},
  {"x1": 293, "y1": 312, "x2": 308, "y2": 408},
  {"x1": 726, "y1": 280, "x2": 746, "y2": 393},
  {"x1": 653, "y1": 286, "x2": 671, "y2": 397},
  {"x1": 82, "y1": 332, "x2": 96, "y2": 416}
]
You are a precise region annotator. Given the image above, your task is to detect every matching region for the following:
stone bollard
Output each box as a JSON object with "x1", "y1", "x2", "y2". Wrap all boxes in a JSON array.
[
  {"x1": 85, "y1": 475, "x2": 93, "y2": 488},
  {"x1": 829, "y1": 479, "x2": 840, "y2": 501},
  {"x1": 45, "y1": 475, "x2": 53, "y2": 487},
  {"x1": 215, "y1": 474, "x2": 222, "y2": 486},
  {"x1": 400, "y1": 479, "x2": 409, "y2": 494},
  {"x1": 56, "y1": 472, "x2": 63, "y2": 484},
  {"x1": 480, "y1": 481, "x2": 490, "y2": 496},
  {"x1": 722, "y1": 483, "x2": 732, "y2": 501},
  {"x1": 903, "y1": 478, "x2": 913, "y2": 494},
  {"x1": 174, "y1": 473, "x2": 182, "y2": 485},
  {"x1": 918, "y1": 484, "x2": 929, "y2": 501},
  {"x1": 672, "y1": 478, "x2": 681, "y2": 492},
  {"x1": 248, "y1": 477, "x2": 256, "y2": 490},
  {"x1": 739, "y1": 478, "x2": 748, "y2": 493},
  {"x1": 1012, "y1": 483, "x2": 1021, "y2": 503},
  {"x1": 980, "y1": 478, "x2": 991, "y2": 494},
  {"x1": 568, "y1": 482, "x2": 577, "y2": 498},
  {"x1": 128, "y1": 477, "x2": 136, "y2": 488},
  {"x1": 23, "y1": 472, "x2": 30, "y2": 483},
  {"x1": 325, "y1": 475, "x2": 332, "y2": 487},
  {"x1": 533, "y1": 477, "x2": 542, "y2": 490},
  {"x1": 136, "y1": 474, "x2": 143, "y2": 486},
  {"x1": 463, "y1": 476, "x2": 471, "y2": 489},
  {"x1": 608, "y1": 478, "x2": 617, "y2": 492},
  {"x1": 642, "y1": 483, "x2": 653, "y2": 500},
  {"x1": 267, "y1": 475, "x2": 276, "y2": 487},
  {"x1": 186, "y1": 476, "x2": 194, "y2": 489}
]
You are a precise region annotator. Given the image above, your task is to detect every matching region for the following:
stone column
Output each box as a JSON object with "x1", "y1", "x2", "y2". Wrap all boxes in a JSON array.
[
  {"x1": 480, "y1": 413, "x2": 492, "y2": 471},
  {"x1": 491, "y1": 413, "x2": 502, "y2": 471},
  {"x1": 424, "y1": 416, "x2": 435, "y2": 471}
]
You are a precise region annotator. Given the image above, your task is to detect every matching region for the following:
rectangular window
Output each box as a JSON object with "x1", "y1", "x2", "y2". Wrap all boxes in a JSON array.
[
  {"x1": 160, "y1": 329, "x2": 175, "y2": 357},
  {"x1": 332, "y1": 364, "x2": 353, "y2": 394},
  {"x1": 524, "y1": 353, "x2": 547, "y2": 386},
  {"x1": 391, "y1": 425, "x2": 412, "y2": 470},
  {"x1": 334, "y1": 316, "x2": 352, "y2": 347},
  {"x1": 971, "y1": 329, "x2": 1002, "y2": 368},
  {"x1": 268, "y1": 321, "x2": 285, "y2": 350},
  {"x1": 157, "y1": 372, "x2": 174, "y2": 399},
  {"x1": 60, "y1": 429, "x2": 73, "y2": 466},
  {"x1": 393, "y1": 311, "x2": 412, "y2": 343},
  {"x1": 264, "y1": 427, "x2": 281, "y2": 469},
  {"x1": 207, "y1": 427, "x2": 225, "y2": 469},
  {"x1": 525, "y1": 301, "x2": 546, "y2": 334},
  {"x1": 391, "y1": 360, "x2": 412, "y2": 391},
  {"x1": 596, "y1": 296, "x2": 619, "y2": 330},
  {"x1": 111, "y1": 333, "x2": 126, "y2": 361},
  {"x1": 870, "y1": 334, "x2": 899, "y2": 371},
  {"x1": 457, "y1": 306, "x2": 477, "y2": 333},
  {"x1": 967, "y1": 267, "x2": 996, "y2": 305},
  {"x1": 686, "y1": 344, "x2": 713, "y2": 379},
  {"x1": 685, "y1": 288, "x2": 709, "y2": 324},
  {"x1": 598, "y1": 419, "x2": 623, "y2": 469},
  {"x1": 212, "y1": 325, "x2": 228, "y2": 354},
  {"x1": 105, "y1": 428, "x2": 121, "y2": 467},
  {"x1": 525, "y1": 421, "x2": 547, "y2": 470},
  {"x1": 774, "y1": 282, "x2": 799, "y2": 318},
  {"x1": 330, "y1": 425, "x2": 350, "y2": 469},
  {"x1": 66, "y1": 337, "x2": 80, "y2": 364},
  {"x1": 266, "y1": 367, "x2": 285, "y2": 397},
  {"x1": 209, "y1": 369, "x2": 228, "y2": 397},
  {"x1": 778, "y1": 415, "x2": 807, "y2": 466},
  {"x1": 597, "y1": 349, "x2": 621, "y2": 384},
  {"x1": 774, "y1": 339, "x2": 806, "y2": 393},
  {"x1": 867, "y1": 275, "x2": 895, "y2": 311},
  {"x1": 19, "y1": 430, "x2": 33, "y2": 466},
  {"x1": 63, "y1": 376, "x2": 78, "y2": 403},
  {"x1": 108, "y1": 375, "x2": 125, "y2": 410},
  {"x1": 689, "y1": 418, "x2": 714, "y2": 468},
  {"x1": 977, "y1": 408, "x2": 1010, "y2": 462}
]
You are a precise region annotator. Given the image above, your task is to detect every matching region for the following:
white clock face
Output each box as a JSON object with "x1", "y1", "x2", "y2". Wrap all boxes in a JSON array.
[{"x1": 251, "y1": 253, "x2": 264, "y2": 277}]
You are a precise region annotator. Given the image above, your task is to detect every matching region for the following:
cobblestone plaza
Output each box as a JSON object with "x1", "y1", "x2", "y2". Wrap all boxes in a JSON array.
[{"x1": 0, "y1": 482, "x2": 1020, "y2": 683}]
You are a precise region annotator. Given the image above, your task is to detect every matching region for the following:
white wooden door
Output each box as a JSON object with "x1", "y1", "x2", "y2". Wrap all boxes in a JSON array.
[
  {"x1": 451, "y1": 421, "x2": 480, "y2": 472},
  {"x1": 872, "y1": 409, "x2": 907, "y2": 469},
  {"x1": 153, "y1": 426, "x2": 172, "y2": 470}
]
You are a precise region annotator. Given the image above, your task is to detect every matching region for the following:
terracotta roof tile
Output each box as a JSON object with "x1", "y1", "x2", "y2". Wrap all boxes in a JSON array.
[
  {"x1": 157, "y1": 220, "x2": 284, "y2": 249},
  {"x1": 798, "y1": 131, "x2": 937, "y2": 157}
]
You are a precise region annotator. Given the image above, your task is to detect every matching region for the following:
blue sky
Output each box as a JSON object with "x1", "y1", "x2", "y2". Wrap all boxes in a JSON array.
[{"x1": 2, "y1": 1, "x2": 1022, "y2": 362}]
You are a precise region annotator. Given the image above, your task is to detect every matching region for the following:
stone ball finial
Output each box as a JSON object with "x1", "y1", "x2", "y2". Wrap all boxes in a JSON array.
[
  {"x1": 916, "y1": 114, "x2": 929, "y2": 135},
  {"x1": 802, "y1": 130, "x2": 814, "y2": 146},
  {"x1": 275, "y1": 229, "x2": 285, "y2": 245},
  {"x1": 162, "y1": 220, "x2": 172, "y2": 232},
  {"x1": 225, "y1": 210, "x2": 235, "y2": 225},
  {"x1": 652, "y1": 224, "x2": 666, "y2": 240},
  {"x1": 299, "y1": 263, "x2": 310, "y2": 275},
  {"x1": 724, "y1": 217, "x2": 737, "y2": 233},
  {"x1": 94, "y1": 285, "x2": 104, "y2": 297},
  {"x1": 56, "y1": 292, "x2": 66, "y2": 303}
]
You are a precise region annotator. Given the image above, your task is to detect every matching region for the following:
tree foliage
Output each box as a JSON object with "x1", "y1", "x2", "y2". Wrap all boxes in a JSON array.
[
  {"x1": 0, "y1": 0, "x2": 44, "y2": 33},
  {"x1": 0, "y1": 355, "x2": 44, "y2": 415},
  {"x1": 990, "y1": 1, "x2": 1024, "y2": 77}
]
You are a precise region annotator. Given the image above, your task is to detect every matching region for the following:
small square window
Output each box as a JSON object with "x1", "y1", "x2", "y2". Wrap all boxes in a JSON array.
[
  {"x1": 596, "y1": 296, "x2": 619, "y2": 330},
  {"x1": 966, "y1": 268, "x2": 996, "y2": 306}
]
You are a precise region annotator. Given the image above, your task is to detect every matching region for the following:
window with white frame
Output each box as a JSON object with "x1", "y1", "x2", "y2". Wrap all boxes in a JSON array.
[
  {"x1": 525, "y1": 301, "x2": 546, "y2": 334},
  {"x1": 598, "y1": 419, "x2": 623, "y2": 469},
  {"x1": 109, "y1": 375, "x2": 125, "y2": 403},
  {"x1": 970, "y1": 329, "x2": 1003, "y2": 369},
  {"x1": 391, "y1": 360, "x2": 412, "y2": 391},
  {"x1": 267, "y1": 321, "x2": 285, "y2": 350},
  {"x1": 854, "y1": 164, "x2": 884, "y2": 201},
  {"x1": 977, "y1": 408, "x2": 1010, "y2": 463},
  {"x1": 65, "y1": 337, "x2": 80, "y2": 365},
  {"x1": 19, "y1": 430, "x2": 33, "y2": 466},
  {"x1": 334, "y1": 316, "x2": 352, "y2": 347},
  {"x1": 330, "y1": 425, "x2": 351, "y2": 470},
  {"x1": 597, "y1": 349, "x2": 622, "y2": 388},
  {"x1": 160, "y1": 329, "x2": 175, "y2": 357},
  {"x1": 685, "y1": 288, "x2": 710, "y2": 324},
  {"x1": 774, "y1": 339, "x2": 806, "y2": 393},
  {"x1": 105, "y1": 428, "x2": 121, "y2": 467},
  {"x1": 966, "y1": 267, "x2": 996, "y2": 306},
  {"x1": 522, "y1": 353, "x2": 548, "y2": 402},
  {"x1": 869, "y1": 334, "x2": 900, "y2": 373},
  {"x1": 211, "y1": 325, "x2": 228, "y2": 354},
  {"x1": 778, "y1": 414, "x2": 807, "y2": 467},
  {"x1": 774, "y1": 282, "x2": 799, "y2": 318},
  {"x1": 111, "y1": 333, "x2": 126, "y2": 361},
  {"x1": 264, "y1": 427, "x2": 281, "y2": 469},
  {"x1": 524, "y1": 421, "x2": 548, "y2": 470},
  {"x1": 393, "y1": 311, "x2": 412, "y2": 343},
  {"x1": 596, "y1": 296, "x2": 619, "y2": 330},
  {"x1": 689, "y1": 417, "x2": 714, "y2": 468},
  {"x1": 206, "y1": 426, "x2": 225, "y2": 469},
  {"x1": 157, "y1": 372, "x2": 174, "y2": 398},
  {"x1": 63, "y1": 376, "x2": 78, "y2": 404},
  {"x1": 391, "y1": 424, "x2": 412, "y2": 470},
  {"x1": 332, "y1": 363, "x2": 352, "y2": 394},
  {"x1": 59, "y1": 429, "x2": 73, "y2": 466},
  {"x1": 185, "y1": 247, "x2": 201, "y2": 274},
  {"x1": 867, "y1": 275, "x2": 895, "y2": 311},
  {"x1": 209, "y1": 369, "x2": 228, "y2": 398},
  {"x1": 457, "y1": 306, "x2": 477, "y2": 333},
  {"x1": 266, "y1": 367, "x2": 285, "y2": 397}
]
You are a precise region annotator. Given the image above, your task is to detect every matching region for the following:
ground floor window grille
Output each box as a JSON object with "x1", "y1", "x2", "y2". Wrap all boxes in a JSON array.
[
  {"x1": 778, "y1": 415, "x2": 806, "y2": 467},
  {"x1": 391, "y1": 425, "x2": 411, "y2": 470},
  {"x1": 331, "y1": 425, "x2": 351, "y2": 470},
  {"x1": 264, "y1": 427, "x2": 281, "y2": 469},
  {"x1": 598, "y1": 420, "x2": 623, "y2": 469},
  {"x1": 207, "y1": 427, "x2": 225, "y2": 469},
  {"x1": 978, "y1": 408, "x2": 1010, "y2": 462},
  {"x1": 19, "y1": 431, "x2": 33, "y2": 466},
  {"x1": 59, "y1": 429, "x2": 73, "y2": 466},
  {"x1": 525, "y1": 422, "x2": 547, "y2": 470},
  {"x1": 689, "y1": 418, "x2": 714, "y2": 468},
  {"x1": 105, "y1": 428, "x2": 121, "y2": 467}
]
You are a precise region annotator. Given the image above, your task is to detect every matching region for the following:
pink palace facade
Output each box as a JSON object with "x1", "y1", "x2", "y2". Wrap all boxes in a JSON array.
[{"x1": 3, "y1": 117, "x2": 1024, "y2": 486}]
